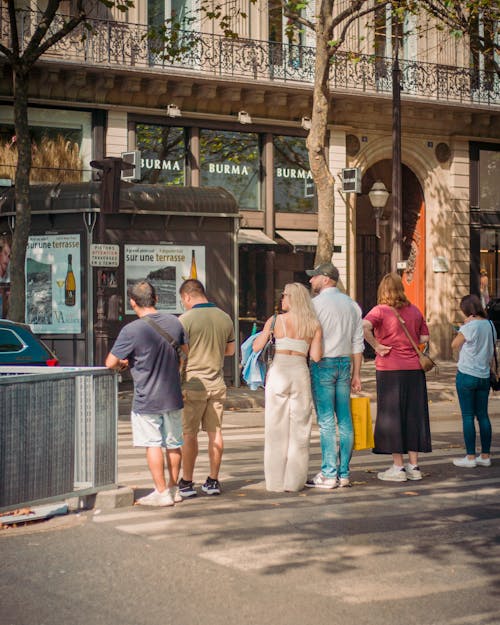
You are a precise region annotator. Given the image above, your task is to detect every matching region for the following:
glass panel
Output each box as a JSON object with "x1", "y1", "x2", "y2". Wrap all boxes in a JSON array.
[
  {"x1": 480, "y1": 228, "x2": 500, "y2": 303},
  {"x1": 0, "y1": 328, "x2": 23, "y2": 352},
  {"x1": 147, "y1": 0, "x2": 164, "y2": 28},
  {"x1": 171, "y1": 0, "x2": 193, "y2": 29},
  {"x1": 479, "y1": 149, "x2": 500, "y2": 211},
  {"x1": 200, "y1": 129, "x2": 260, "y2": 210},
  {"x1": 136, "y1": 124, "x2": 185, "y2": 185},
  {"x1": 274, "y1": 135, "x2": 315, "y2": 213},
  {"x1": 0, "y1": 124, "x2": 83, "y2": 183}
]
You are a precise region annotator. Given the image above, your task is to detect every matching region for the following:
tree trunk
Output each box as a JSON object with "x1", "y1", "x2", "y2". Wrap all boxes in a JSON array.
[
  {"x1": 307, "y1": 26, "x2": 335, "y2": 266},
  {"x1": 8, "y1": 68, "x2": 32, "y2": 322}
]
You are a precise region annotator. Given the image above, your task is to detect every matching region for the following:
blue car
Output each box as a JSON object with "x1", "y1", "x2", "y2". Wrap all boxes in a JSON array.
[{"x1": 0, "y1": 320, "x2": 58, "y2": 366}]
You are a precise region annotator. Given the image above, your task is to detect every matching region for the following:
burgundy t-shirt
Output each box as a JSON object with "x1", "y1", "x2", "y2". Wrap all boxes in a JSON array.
[{"x1": 364, "y1": 304, "x2": 429, "y2": 371}]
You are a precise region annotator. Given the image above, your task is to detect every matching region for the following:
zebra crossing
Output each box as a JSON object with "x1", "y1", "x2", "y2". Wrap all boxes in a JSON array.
[
  {"x1": 90, "y1": 413, "x2": 500, "y2": 613},
  {"x1": 94, "y1": 417, "x2": 500, "y2": 538}
]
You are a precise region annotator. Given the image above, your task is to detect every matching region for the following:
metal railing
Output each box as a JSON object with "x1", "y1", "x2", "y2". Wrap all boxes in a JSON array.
[
  {"x1": 0, "y1": 367, "x2": 118, "y2": 511},
  {"x1": 1, "y1": 8, "x2": 499, "y2": 107}
]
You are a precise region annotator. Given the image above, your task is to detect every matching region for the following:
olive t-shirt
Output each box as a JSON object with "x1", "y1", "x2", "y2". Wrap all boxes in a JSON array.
[
  {"x1": 180, "y1": 303, "x2": 235, "y2": 391},
  {"x1": 110, "y1": 312, "x2": 186, "y2": 413}
]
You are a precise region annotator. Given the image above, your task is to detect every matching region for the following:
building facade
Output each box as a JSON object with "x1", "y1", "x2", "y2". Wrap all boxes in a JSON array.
[{"x1": 1, "y1": 0, "x2": 499, "y2": 361}]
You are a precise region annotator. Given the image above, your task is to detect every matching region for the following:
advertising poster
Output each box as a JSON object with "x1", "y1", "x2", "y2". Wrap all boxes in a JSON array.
[
  {"x1": 124, "y1": 245, "x2": 206, "y2": 314},
  {"x1": 25, "y1": 234, "x2": 81, "y2": 334}
]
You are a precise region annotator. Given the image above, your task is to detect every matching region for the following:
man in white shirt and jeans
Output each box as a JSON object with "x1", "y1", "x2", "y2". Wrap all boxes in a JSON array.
[{"x1": 305, "y1": 263, "x2": 364, "y2": 489}]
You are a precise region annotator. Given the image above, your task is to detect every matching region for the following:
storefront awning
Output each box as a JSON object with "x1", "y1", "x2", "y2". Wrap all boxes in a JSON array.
[
  {"x1": 276, "y1": 230, "x2": 317, "y2": 248},
  {"x1": 238, "y1": 229, "x2": 276, "y2": 245}
]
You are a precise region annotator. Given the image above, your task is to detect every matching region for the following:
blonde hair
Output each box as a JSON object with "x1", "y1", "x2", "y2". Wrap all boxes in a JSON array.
[
  {"x1": 283, "y1": 282, "x2": 320, "y2": 339},
  {"x1": 377, "y1": 273, "x2": 410, "y2": 309}
]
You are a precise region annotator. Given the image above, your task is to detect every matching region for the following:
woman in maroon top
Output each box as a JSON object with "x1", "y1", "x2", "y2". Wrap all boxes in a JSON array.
[{"x1": 363, "y1": 273, "x2": 432, "y2": 482}]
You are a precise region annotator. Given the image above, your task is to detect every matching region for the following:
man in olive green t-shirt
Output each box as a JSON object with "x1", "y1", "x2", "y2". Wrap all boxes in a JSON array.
[{"x1": 178, "y1": 279, "x2": 235, "y2": 497}]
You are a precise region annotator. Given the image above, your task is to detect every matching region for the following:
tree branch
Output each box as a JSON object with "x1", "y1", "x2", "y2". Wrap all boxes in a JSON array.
[
  {"x1": 281, "y1": 1, "x2": 314, "y2": 33},
  {"x1": 328, "y1": 1, "x2": 384, "y2": 57},
  {"x1": 7, "y1": 0, "x2": 20, "y2": 57},
  {"x1": 24, "y1": 0, "x2": 88, "y2": 62},
  {"x1": 0, "y1": 42, "x2": 14, "y2": 61}
]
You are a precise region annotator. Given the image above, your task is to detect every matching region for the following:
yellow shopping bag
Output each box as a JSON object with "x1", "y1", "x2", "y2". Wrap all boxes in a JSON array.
[{"x1": 351, "y1": 395, "x2": 375, "y2": 451}]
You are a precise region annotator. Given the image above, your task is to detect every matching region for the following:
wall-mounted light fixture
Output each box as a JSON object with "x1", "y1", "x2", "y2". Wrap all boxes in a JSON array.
[
  {"x1": 238, "y1": 111, "x2": 252, "y2": 125},
  {"x1": 166, "y1": 104, "x2": 182, "y2": 118},
  {"x1": 368, "y1": 180, "x2": 390, "y2": 239},
  {"x1": 301, "y1": 116, "x2": 312, "y2": 130}
]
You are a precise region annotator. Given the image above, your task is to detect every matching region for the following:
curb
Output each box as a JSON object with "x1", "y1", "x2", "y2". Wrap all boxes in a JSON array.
[{"x1": 94, "y1": 487, "x2": 135, "y2": 511}]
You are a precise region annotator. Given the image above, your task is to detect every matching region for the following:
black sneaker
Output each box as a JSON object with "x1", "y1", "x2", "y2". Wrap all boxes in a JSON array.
[
  {"x1": 201, "y1": 476, "x2": 221, "y2": 495},
  {"x1": 178, "y1": 478, "x2": 197, "y2": 498}
]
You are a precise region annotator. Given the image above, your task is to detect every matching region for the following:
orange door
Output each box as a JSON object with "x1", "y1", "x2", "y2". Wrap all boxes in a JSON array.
[{"x1": 402, "y1": 198, "x2": 426, "y2": 316}]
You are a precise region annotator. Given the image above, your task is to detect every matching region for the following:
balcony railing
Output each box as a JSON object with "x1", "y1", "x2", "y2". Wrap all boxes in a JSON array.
[{"x1": 1, "y1": 8, "x2": 499, "y2": 107}]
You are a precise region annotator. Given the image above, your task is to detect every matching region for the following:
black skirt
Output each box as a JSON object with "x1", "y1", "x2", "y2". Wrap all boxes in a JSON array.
[{"x1": 373, "y1": 370, "x2": 432, "y2": 454}]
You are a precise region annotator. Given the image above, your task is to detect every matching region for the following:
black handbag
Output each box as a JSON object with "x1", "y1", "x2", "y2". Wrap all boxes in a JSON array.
[
  {"x1": 257, "y1": 314, "x2": 277, "y2": 372},
  {"x1": 489, "y1": 321, "x2": 500, "y2": 391}
]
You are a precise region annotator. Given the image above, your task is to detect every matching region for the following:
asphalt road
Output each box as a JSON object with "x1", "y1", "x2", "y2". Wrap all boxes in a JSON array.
[{"x1": 2, "y1": 399, "x2": 500, "y2": 625}]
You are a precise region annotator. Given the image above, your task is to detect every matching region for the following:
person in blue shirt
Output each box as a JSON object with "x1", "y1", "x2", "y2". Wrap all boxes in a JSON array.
[
  {"x1": 106, "y1": 280, "x2": 187, "y2": 506},
  {"x1": 452, "y1": 294, "x2": 496, "y2": 468}
]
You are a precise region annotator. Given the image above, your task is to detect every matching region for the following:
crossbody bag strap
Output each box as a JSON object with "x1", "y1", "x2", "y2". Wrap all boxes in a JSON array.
[
  {"x1": 270, "y1": 313, "x2": 277, "y2": 337},
  {"x1": 141, "y1": 316, "x2": 182, "y2": 361},
  {"x1": 490, "y1": 321, "x2": 498, "y2": 372},
  {"x1": 391, "y1": 306, "x2": 421, "y2": 357}
]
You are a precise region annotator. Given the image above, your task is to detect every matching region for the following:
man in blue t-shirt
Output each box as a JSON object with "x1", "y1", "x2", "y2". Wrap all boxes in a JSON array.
[{"x1": 106, "y1": 280, "x2": 187, "y2": 507}]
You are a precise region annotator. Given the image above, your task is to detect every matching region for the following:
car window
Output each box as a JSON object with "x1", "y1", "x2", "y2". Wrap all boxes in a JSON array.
[{"x1": 0, "y1": 328, "x2": 25, "y2": 352}]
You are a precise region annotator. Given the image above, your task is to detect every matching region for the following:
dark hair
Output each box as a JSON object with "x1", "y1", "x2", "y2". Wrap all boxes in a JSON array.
[
  {"x1": 127, "y1": 280, "x2": 156, "y2": 308},
  {"x1": 179, "y1": 279, "x2": 206, "y2": 297},
  {"x1": 459, "y1": 294, "x2": 486, "y2": 318}
]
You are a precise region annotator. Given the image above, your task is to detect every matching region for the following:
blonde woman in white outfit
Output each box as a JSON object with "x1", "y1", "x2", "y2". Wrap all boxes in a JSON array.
[{"x1": 253, "y1": 283, "x2": 322, "y2": 492}]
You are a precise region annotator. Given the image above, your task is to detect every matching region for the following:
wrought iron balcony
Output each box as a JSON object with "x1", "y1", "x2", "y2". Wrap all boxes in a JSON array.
[{"x1": 1, "y1": 8, "x2": 499, "y2": 107}]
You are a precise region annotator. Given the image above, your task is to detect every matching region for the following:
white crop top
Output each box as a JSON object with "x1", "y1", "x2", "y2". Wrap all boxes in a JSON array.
[{"x1": 274, "y1": 316, "x2": 309, "y2": 355}]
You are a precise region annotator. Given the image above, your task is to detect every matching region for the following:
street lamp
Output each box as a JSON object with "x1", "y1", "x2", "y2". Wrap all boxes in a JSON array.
[{"x1": 368, "y1": 181, "x2": 390, "y2": 239}]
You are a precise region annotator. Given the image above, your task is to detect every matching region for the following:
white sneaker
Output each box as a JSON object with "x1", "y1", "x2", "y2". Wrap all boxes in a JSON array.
[
  {"x1": 305, "y1": 472, "x2": 338, "y2": 489},
  {"x1": 453, "y1": 456, "x2": 477, "y2": 468},
  {"x1": 338, "y1": 477, "x2": 351, "y2": 488},
  {"x1": 136, "y1": 489, "x2": 174, "y2": 507},
  {"x1": 377, "y1": 465, "x2": 407, "y2": 482},
  {"x1": 405, "y1": 465, "x2": 423, "y2": 481},
  {"x1": 475, "y1": 456, "x2": 492, "y2": 467},
  {"x1": 169, "y1": 486, "x2": 183, "y2": 503}
]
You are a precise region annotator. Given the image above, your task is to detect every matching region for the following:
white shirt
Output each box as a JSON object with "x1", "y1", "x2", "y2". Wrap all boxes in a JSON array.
[{"x1": 312, "y1": 287, "x2": 364, "y2": 358}]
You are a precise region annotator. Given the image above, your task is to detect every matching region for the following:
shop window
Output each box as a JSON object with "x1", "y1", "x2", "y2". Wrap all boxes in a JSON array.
[
  {"x1": 0, "y1": 125, "x2": 84, "y2": 184},
  {"x1": 0, "y1": 107, "x2": 91, "y2": 183},
  {"x1": 200, "y1": 129, "x2": 260, "y2": 211},
  {"x1": 136, "y1": 124, "x2": 185, "y2": 185},
  {"x1": 274, "y1": 135, "x2": 315, "y2": 213},
  {"x1": 480, "y1": 229, "x2": 499, "y2": 303}
]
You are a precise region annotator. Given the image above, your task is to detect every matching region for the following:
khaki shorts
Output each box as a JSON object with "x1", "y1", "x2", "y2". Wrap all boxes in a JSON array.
[{"x1": 182, "y1": 387, "x2": 226, "y2": 434}]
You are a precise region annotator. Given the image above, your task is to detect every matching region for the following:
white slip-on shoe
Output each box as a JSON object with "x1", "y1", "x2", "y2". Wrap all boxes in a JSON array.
[
  {"x1": 136, "y1": 488, "x2": 174, "y2": 507},
  {"x1": 475, "y1": 456, "x2": 492, "y2": 467},
  {"x1": 453, "y1": 456, "x2": 477, "y2": 468}
]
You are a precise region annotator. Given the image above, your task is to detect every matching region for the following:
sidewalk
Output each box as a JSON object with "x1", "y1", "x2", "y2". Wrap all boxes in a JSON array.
[{"x1": 118, "y1": 359, "x2": 461, "y2": 416}]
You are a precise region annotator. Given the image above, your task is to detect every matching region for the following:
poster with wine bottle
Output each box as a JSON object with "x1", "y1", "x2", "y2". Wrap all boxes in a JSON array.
[
  {"x1": 25, "y1": 234, "x2": 81, "y2": 334},
  {"x1": 124, "y1": 244, "x2": 205, "y2": 314}
]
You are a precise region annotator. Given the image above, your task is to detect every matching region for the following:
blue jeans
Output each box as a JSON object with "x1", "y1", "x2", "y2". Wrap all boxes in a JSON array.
[
  {"x1": 455, "y1": 371, "x2": 491, "y2": 455},
  {"x1": 310, "y1": 357, "x2": 353, "y2": 478}
]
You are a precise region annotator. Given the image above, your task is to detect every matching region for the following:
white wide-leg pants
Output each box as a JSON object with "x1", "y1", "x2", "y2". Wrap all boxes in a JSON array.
[{"x1": 264, "y1": 354, "x2": 313, "y2": 492}]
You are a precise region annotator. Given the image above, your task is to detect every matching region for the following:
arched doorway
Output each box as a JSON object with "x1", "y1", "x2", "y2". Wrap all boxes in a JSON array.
[{"x1": 356, "y1": 160, "x2": 426, "y2": 317}]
